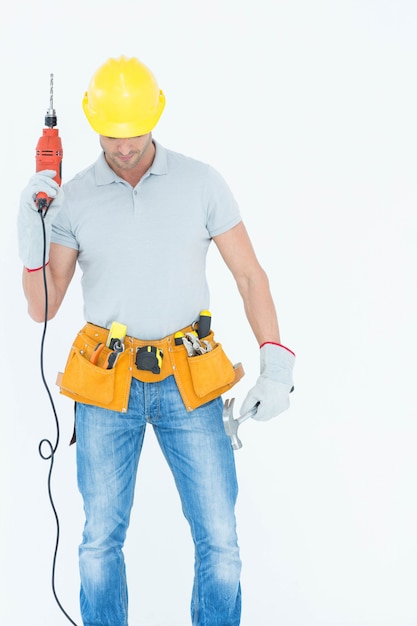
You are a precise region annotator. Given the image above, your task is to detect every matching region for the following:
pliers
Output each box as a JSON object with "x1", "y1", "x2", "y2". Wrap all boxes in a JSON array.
[{"x1": 90, "y1": 339, "x2": 124, "y2": 369}]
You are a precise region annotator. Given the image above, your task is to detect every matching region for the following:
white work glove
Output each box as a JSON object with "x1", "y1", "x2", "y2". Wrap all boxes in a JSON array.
[
  {"x1": 241, "y1": 343, "x2": 295, "y2": 421},
  {"x1": 17, "y1": 170, "x2": 64, "y2": 270}
]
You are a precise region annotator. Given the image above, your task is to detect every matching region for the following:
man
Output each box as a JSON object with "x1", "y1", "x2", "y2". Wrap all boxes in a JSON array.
[{"x1": 18, "y1": 56, "x2": 295, "y2": 626}]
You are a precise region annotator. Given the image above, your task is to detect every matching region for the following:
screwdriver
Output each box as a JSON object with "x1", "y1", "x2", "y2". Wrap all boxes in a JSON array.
[{"x1": 197, "y1": 310, "x2": 211, "y2": 339}]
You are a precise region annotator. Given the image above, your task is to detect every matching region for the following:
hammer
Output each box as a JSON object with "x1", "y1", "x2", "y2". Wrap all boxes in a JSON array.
[{"x1": 222, "y1": 397, "x2": 259, "y2": 450}]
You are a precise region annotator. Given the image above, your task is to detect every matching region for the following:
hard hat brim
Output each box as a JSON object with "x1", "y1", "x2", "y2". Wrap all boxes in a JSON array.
[{"x1": 82, "y1": 90, "x2": 166, "y2": 138}]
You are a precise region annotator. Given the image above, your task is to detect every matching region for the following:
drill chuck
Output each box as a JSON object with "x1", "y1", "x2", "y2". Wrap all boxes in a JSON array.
[{"x1": 44, "y1": 111, "x2": 58, "y2": 128}]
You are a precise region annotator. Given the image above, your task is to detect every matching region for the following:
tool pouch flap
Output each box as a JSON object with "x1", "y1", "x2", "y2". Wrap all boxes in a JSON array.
[
  {"x1": 187, "y1": 342, "x2": 236, "y2": 398},
  {"x1": 61, "y1": 348, "x2": 116, "y2": 405}
]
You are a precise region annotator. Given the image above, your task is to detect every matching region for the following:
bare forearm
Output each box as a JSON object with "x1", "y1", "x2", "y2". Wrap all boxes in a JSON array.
[
  {"x1": 213, "y1": 223, "x2": 283, "y2": 346},
  {"x1": 238, "y1": 268, "x2": 281, "y2": 346},
  {"x1": 22, "y1": 244, "x2": 78, "y2": 322},
  {"x1": 22, "y1": 266, "x2": 60, "y2": 322}
]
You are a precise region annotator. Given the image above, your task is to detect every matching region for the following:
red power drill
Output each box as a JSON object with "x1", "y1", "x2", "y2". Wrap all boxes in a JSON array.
[{"x1": 35, "y1": 73, "x2": 63, "y2": 212}]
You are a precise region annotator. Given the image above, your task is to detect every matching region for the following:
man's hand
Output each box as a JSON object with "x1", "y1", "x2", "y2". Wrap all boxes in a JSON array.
[
  {"x1": 241, "y1": 343, "x2": 295, "y2": 421},
  {"x1": 17, "y1": 170, "x2": 64, "y2": 270}
]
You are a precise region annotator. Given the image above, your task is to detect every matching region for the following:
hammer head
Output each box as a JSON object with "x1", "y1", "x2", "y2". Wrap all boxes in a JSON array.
[{"x1": 222, "y1": 397, "x2": 243, "y2": 450}]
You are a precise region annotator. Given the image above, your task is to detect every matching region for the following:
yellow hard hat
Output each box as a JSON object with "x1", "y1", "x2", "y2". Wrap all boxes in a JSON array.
[{"x1": 82, "y1": 56, "x2": 166, "y2": 138}]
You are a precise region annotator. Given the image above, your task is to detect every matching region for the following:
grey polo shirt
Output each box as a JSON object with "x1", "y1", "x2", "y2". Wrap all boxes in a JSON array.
[{"x1": 51, "y1": 141, "x2": 242, "y2": 339}]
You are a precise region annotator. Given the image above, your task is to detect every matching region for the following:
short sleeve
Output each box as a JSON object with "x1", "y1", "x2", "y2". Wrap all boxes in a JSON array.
[
  {"x1": 51, "y1": 203, "x2": 79, "y2": 251},
  {"x1": 205, "y1": 166, "x2": 242, "y2": 238}
]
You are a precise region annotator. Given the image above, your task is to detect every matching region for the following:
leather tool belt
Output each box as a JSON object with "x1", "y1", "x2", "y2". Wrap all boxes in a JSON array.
[{"x1": 56, "y1": 322, "x2": 244, "y2": 413}]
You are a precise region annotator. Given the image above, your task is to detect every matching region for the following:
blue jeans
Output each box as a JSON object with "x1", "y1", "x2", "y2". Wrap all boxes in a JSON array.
[{"x1": 75, "y1": 375, "x2": 242, "y2": 626}]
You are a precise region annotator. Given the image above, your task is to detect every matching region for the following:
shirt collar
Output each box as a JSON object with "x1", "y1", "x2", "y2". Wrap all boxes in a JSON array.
[
  {"x1": 95, "y1": 140, "x2": 168, "y2": 186},
  {"x1": 150, "y1": 140, "x2": 168, "y2": 176}
]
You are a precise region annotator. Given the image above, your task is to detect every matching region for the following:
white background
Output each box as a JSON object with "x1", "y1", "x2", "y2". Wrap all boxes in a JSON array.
[{"x1": 1, "y1": 1, "x2": 417, "y2": 625}]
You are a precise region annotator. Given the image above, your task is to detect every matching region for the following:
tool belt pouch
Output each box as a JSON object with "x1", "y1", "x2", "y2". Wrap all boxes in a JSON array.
[
  {"x1": 172, "y1": 331, "x2": 244, "y2": 411},
  {"x1": 56, "y1": 325, "x2": 132, "y2": 412}
]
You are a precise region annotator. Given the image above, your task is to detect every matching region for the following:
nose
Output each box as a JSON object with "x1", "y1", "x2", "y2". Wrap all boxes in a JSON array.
[{"x1": 116, "y1": 139, "x2": 132, "y2": 155}]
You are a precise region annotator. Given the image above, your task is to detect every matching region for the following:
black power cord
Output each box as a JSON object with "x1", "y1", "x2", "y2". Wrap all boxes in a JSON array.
[{"x1": 36, "y1": 208, "x2": 79, "y2": 626}]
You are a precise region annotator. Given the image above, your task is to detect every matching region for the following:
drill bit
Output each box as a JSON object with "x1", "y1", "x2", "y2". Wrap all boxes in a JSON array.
[{"x1": 45, "y1": 73, "x2": 57, "y2": 128}]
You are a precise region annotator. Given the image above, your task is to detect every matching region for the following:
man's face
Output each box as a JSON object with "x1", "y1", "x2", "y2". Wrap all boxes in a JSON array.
[{"x1": 99, "y1": 133, "x2": 153, "y2": 173}]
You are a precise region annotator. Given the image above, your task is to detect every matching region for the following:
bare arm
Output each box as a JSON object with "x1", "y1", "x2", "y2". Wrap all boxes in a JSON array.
[
  {"x1": 22, "y1": 243, "x2": 78, "y2": 322},
  {"x1": 213, "y1": 221, "x2": 281, "y2": 346}
]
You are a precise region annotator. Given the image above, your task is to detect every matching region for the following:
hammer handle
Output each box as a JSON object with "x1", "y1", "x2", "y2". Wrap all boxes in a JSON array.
[{"x1": 237, "y1": 403, "x2": 259, "y2": 424}]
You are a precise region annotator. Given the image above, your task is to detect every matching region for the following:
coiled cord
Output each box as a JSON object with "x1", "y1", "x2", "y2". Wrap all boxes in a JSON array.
[{"x1": 37, "y1": 208, "x2": 79, "y2": 626}]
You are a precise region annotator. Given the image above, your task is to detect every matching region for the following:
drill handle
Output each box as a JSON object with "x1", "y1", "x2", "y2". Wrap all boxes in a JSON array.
[{"x1": 35, "y1": 127, "x2": 63, "y2": 211}]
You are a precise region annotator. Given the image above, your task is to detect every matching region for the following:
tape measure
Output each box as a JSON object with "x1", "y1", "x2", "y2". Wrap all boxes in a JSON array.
[{"x1": 135, "y1": 346, "x2": 163, "y2": 374}]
